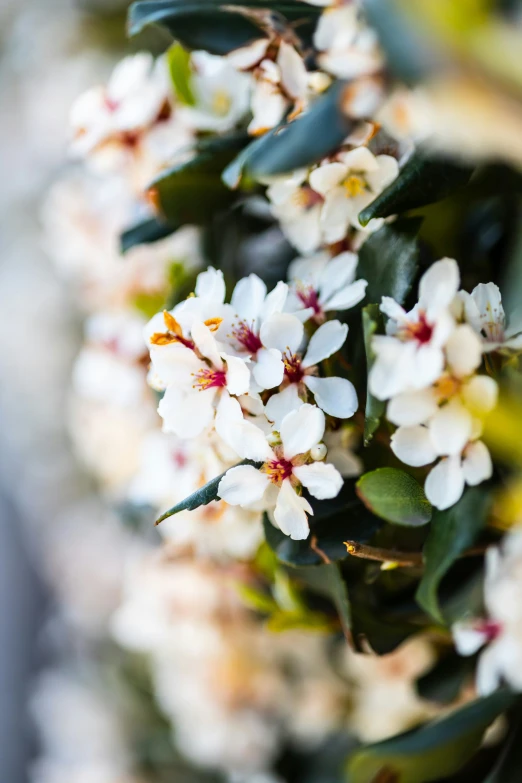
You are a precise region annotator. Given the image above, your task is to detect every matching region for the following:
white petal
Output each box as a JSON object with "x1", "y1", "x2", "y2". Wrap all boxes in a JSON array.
[
  {"x1": 288, "y1": 251, "x2": 330, "y2": 288},
  {"x1": 339, "y1": 146, "x2": 379, "y2": 173},
  {"x1": 253, "y1": 347, "x2": 284, "y2": 390},
  {"x1": 223, "y1": 353, "x2": 251, "y2": 396},
  {"x1": 302, "y1": 320, "x2": 348, "y2": 368},
  {"x1": 260, "y1": 281, "x2": 288, "y2": 322},
  {"x1": 366, "y1": 154, "x2": 399, "y2": 192},
  {"x1": 424, "y1": 457, "x2": 465, "y2": 510},
  {"x1": 280, "y1": 204, "x2": 323, "y2": 254},
  {"x1": 391, "y1": 425, "x2": 437, "y2": 467},
  {"x1": 369, "y1": 337, "x2": 417, "y2": 399},
  {"x1": 309, "y1": 162, "x2": 347, "y2": 196},
  {"x1": 158, "y1": 387, "x2": 215, "y2": 438},
  {"x1": 226, "y1": 38, "x2": 270, "y2": 70},
  {"x1": 191, "y1": 321, "x2": 223, "y2": 369},
  {"x1": 293, "y1": 462, "x2": 343, "y2": 500},
  {"x1": 461, "y1": 375, "x2": 498, "y2": 415},
  {"x1": 277, "y1": 41, "x2": 308, "y2": 100},
  {"x1": 319, "y1": 188, "x2": 352, "y2": 244},
  {"x1": 413, "y1": 344, "x2": 445, "y2": 389},
  {"x1": 387, "y1": 389, "x2": 438, "y2": 427},
  {"x1": 452, "y1": 623, "x2": 489, "y2": 656},
  {"x1": 218, "y1": 465, "x2": 271, "y2": 506},
  {"x1": 429, "y1": 400, "x2": 473, "y2": 457},
  {"x1": 281, "y1": 403, "x2": 325, "y2": 459},
  {"x1": 260, "y1": 312, "x2": 304, "y2": 354},
  {"x1": 319, "y1": 251, "x2": 358, "y2": 301},
  {"x1": 265, "y1": 385, "x2": 304, "y2": 429},
  {"x1": 273, "y1": 479, "x2": 312, "y2": 540},
  {"x1": 195, "y1": 266, "x2": 226, "y2": 303},
  {"x1": 304, "y1": 376, "x2": 358, "y2": 418},
  {"x1": 445, "y1": 324, "x2": 483, "y2": 378},
  {"x1": 476, "y1": 644, "x2": 503, "y2": 696},
  {"x1": 418, "y1": 258, "x2": 460, "y2": 318},
  {"x1": 380, "y1": 296, "x2": 408, "y2": 323},
  {"x1": 249, "y1": 80, "x2": 287, "y2": 134},
  {"x1": 462, "y1": 440, "x2": 493, "y2": 486},
  {"x1": 149, "y1": 342, "x2": 201, "y2": 387},
  {"x1": 470, "y1": 282, "x2": 505, "y2": 341},
  {"x1": 215, "y1": 393, "x2": 273, "y2": 461},
  {"x1": 231, "y1": 274, "x2": 267, "y2": 321},
  {"x1": 323, "y1": 279, "x2": 367, "y2": 312}
]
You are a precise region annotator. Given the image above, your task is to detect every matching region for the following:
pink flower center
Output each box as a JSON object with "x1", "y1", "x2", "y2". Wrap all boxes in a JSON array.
[
  {"x1": 296, "y1": 285, "x2": 323, "y2": 317},
  {"x1": 283, "y1": 352, "x2": 304, "y2": 384},
  {"x1": 171, "y1": 450, "x2": 188, "y2": 469},
  {"x1": 406, "y1": 313, "x2": 433, "y2": 345},
  {"x1": 193, "y1": 369, "x2": 227, "y2": 390},
  {"x1": 263, "y1": 458, "x2": 294, "y2": 485},
  {"x1": 300, "y1": 185, "x2": 324, "y2": 211},
  {"x1": 232, "y1": 321, "x2": 263, "y2": 354},
  {"x1": 476, "y1": 619, "x2": 503, "y2": 643}
]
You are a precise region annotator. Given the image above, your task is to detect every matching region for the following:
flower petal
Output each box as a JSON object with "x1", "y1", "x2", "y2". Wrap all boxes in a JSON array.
[
  {"x1": 309, "y1": 162, "x2": 348, "y2": 196},
  {"x1": 293, "y1": 462, "x2": 343, "y2": 500},
  {"x1": 424, "y1": 456, "x2": 465, "y2": 510},
  {"x1": 302, "y1": 319, "x2": 348, "y2": 368},
  {"x1": 462, "y1": 440, "x2": 492, "y2": 486},
  {"x1": 281, "y1": 403, "x2": 325, "y2": 459},
  {"x1": 418, "y1": 258, "x2": 460, "y2": 319},
  {"x1": 260, "y1": 281, "x2": 288, "y2": 322},
  {"x1": 265, "y1": 385, "x2": 304, "y2": 429},
  {"x1": 429, "y1": 400, "x2": 473, "y2": 457},
  {"x1": 260, "y1": 312, "x2": 304, "y2": 354},
  {"x1": 253, "y1": 347, "x2": 284, "y2": 390},
  {"x1": 158, "y1": 386, "x2": 215, "y2": 438},
  {"x1": 461, "y1": 375, "x2": 498, "y2": 415},
  {"x1": 218, "y1": 465, "x2": 271, "y2": 506},
  {"x1": 222, "y1": 353, "x2": 251, "y2": 396},
  {"x1": 274, "y1": 478, "x2": 312, "y2": 540},
  {"x1": 366, "y1": 154, "x2": 399, "y2": 192},
  {"x1": 387, "y1": 389, "x2": 439, "y2": 427},
  {"x1": 304, "y1": 376, "x2": 358, "y2": 418},
  {"x1": 215, "y1": 393, "x2": 273, "y2": 461},
  {"x1": 319, "y1": 251, "x2": 358, "y2": 301},
  {"x1": 339, "y1": 146, "x2": 379, "y2": 173},
  {"x1": 231, "y1": 274, "x2": 267, "y2": 321},
  {"x1": 452, "y1": 622, "x2": 489, "y2": 656},
  {"x1": 277, "y1": 41, "x2": 308, "y2": 100},
  {"x1": 319, "y1": 188, "x2": 352, "y2": 244},
  {"x1": 195, "y1": 266, "x2": 226, "y2": 303},
  {"x1": 323, "y1": 279, "x2": 367, "y2": 312},
  {"x1": 445, "y1": 324, "x2": 483, "y2": 378},
  {"x1": 191, "y1": 321, "x2": 223, "y2": 369},
  {"x1": 391, "y1": 425, "x2": 437, "y2": 467}
]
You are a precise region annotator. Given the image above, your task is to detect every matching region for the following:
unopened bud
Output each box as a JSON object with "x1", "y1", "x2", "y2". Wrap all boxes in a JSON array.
[{"x1": 311, "y1": 443, "x2": 327, "y2": 461}]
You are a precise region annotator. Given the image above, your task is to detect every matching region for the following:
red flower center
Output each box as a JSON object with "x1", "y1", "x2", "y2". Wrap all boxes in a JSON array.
[
  {"x1": 476, "y1": 619, "x2": 503, "y2": 643},
  {"x1": 232, "y1": 321, "x2": 263, "y2": 354},
  {"x1": 263, "y1": 458, "x2": 294, "y2": 485},
  {"x1": 407, "y1": 313, "x2": 433, "y2": 344},
  {"x1": 296, "y1": 285, "x2": 322, "y2": 317},
  {"x1": 283, "y1": 352, "x2": 304, "y2": 384},
  {"x1": 193, "y1": 369, "x2": 227, "y2": 390}
]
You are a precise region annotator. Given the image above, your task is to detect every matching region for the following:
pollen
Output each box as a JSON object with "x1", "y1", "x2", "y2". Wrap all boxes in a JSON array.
[
  {"x1": 434, "y1": 373, "x2": 461, "y2": 402},
  {"x1": 283, "y1": 351, "x2": 304, "y2": 384},
  {"x1": 204, "y1": 317, "x2": 223, "y2": 333},
  {"x1": 343, "y1": 174, "x2": 366, "y2": 198},
  {"x1": 150, "y1": 311, "x2": 195, "y2": 349},
  {"x1": 232, "y1": 320, "x2": 263, "y2": 353},
  {"x1": 193, "y1": 368, "x2": 227, "y2": 390},
  {"x1": 261, "y1": 458, "x2": 293, "y2": 485}
]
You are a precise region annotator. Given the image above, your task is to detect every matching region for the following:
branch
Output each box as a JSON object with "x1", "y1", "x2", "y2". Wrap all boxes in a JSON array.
[{"x1": 344, "y1": 540, "x2": 488, "y2": 568}]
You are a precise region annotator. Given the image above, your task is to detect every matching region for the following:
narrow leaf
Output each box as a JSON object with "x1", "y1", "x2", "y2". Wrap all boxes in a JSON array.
[
  {"x1": 167, "y1": 42, "x2": 195, "y2": 105},
  {"x1": 295, "y1": 563, "x2": 351, "y2": 636},
  {"x1": 120, "y1": 216, "x2": 179, "y2": 254},
  {"x1": 356, "y1": 468, "x2": 432, "y2": 527},
  {"x1": 347, "y1": 691, "x2": 516, "y2": 783},
  {"x1": 356, "y1": 218, "x2": 422, "y2": 306},
  {"x1": 362, "y1": 304, "x2": 385, "y2": 445},
  {"x1": 359, "y1": 152, "x2": 473, "y2": 226},
  {"x1": 416, "y1": 488, "x2": 490, "y2": 623}
]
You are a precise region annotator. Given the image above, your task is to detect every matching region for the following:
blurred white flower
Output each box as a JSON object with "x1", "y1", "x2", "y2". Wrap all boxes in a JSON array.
[
  {"x1": 460, "y1": 282, "x2": 522, "y2": 352},
  {"x1": 314, "y1": 5, "x2": 383, "y2": 80}
]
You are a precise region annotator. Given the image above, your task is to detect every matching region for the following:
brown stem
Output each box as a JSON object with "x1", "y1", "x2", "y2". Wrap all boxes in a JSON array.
[
  {"x1": 310, "y1": 536, "x2": 332, "y2": 565},
  {"x1": 344, "y1": 541, "x2": 489, "y2": 568}
]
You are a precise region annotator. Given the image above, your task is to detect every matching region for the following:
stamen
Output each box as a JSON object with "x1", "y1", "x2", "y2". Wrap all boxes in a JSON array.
[
  {"x1": 150, "y1": 311, "x2": 195, "y2": 349},
  {"x1": 232, "y1": 320, "x2": 263, "y2": 353},
  {"x1": 193, "y1": 369, "x2": 227, "y2": 390},
  {"x1": 296, "y1": 284, "x2": 322, "y2": 317},
  {"x1": 402, "y1": 313, "x2": 433, "y2": 345},
  {"x1": 204, "y1": 317, "x2": 223, "y2": 333},
  {"x1": 261, "y1": 458, "x2": 294, "y2": 485},
  {"x1": 283, "y1": 351, "x2": 304, "y2": 384},
  {"x1": 343, "y1": 174, "x2": 367, "y2": 198}
]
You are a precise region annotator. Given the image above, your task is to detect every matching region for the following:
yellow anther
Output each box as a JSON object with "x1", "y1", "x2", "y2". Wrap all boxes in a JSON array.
[{"x1": 204, "y1": 317, "x2": 223, "y2": 332}]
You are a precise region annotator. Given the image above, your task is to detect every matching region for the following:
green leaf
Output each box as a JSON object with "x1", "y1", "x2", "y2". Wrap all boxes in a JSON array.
[
  {"x1": 295, "y1": 564, "x2": 351, "y2": 635},
  {"x1": 357, "y1": 468, "x2": 432, "y2": 527},
  {"x1": 416, "y1": 488, "x2": 490, "y2": 624},
  {"x1": 149, "y1": 133, "x2": 248, "y2": 224},
  {"x1": 120, "y1": 216, "x2": 179, "y2": 254},
  {"x1": 359, "y1": 152, "x2": 473, "y2": 226},
  {"x1": 246, "y1": 81, "x2": 355, "y2": 177},
  {"x1": 235, "y1": 583, "x2": 278, "y2": 615},
  {"x1": 347, "y1": 691, "x2": 516, "y2": 783},
  {"x1": 356, "y1": 218, "x2": 422, "y2": 306},
  {"x1": 167, "y1": 42, "x2": 195, "y2": 105},
  {"x1": 262, "y1": 481, "x2": 382, "y2": 566},
  {"x1": 483, "y1": 709, "x2": 522, "y2": 783},
  {"x1": 155, "y1": 459, "x2": 259, "y2": 524},
  {"x1": 221, "y1": 127, "x2": 279, "y2": 190},
  {"x1": 362, "y1": 304, "x2": 385, "y2": 445}
]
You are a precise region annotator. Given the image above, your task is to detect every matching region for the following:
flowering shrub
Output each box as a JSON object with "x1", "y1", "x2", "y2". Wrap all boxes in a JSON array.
[{"x1": 38, "y1": 1, "x2": 522, "y2": 782}]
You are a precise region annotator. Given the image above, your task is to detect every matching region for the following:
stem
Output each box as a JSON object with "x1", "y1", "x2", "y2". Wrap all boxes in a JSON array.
[{"x1": 344, "y1": 541, "x2": 488, "y2": 568}]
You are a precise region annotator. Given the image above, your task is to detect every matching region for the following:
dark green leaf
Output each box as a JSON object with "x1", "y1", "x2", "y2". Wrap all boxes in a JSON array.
[
  {"x1": 483, "y1": 708, "x2": 522, "y2": 783},
  {"x1": 359, "y1": 152, "x2": 473, "y2": 226},
  {"x1": 347, "y1": 691, "x2": 516, "y2": 783},
  {"x1": 149, "y1": 133, "x2": 248, "y2": 224},
  {"x1": 156, "y1": 459, "x2": 259, "y2": 524},
  {"x1": 167, "y1": 42, "x2": 195, "y2": 105},
  {"x1": 120, "y1": 216, "x2": 179, "y2": 253},
  {"x1": 295, "y1": 564, "x2": 351, "y2": 635},
  {"x1": 362, "y1": 304, "x2": 385, "y2": 445},
  {"x1": 247, "y1": 81, "x2": 355, "y2": 177},
  {"x1": 262, "y1": 481, "x2": 382, "y2": 566},
  {"x1": 416, "y1": 652, "x2": 475, "y2": 705},
  {"x1": 357, "y1": 218, "x2": 422, "y2": 306},
  {"x1": 416, "y1": 488, "x2": 490, "y2": 624},
  {"x1": 350, "y1": 601, "x2": 418, "y2": 655},
  {"x1": 357, "y1": 468, "x2": 432, "y2": 527},
  {"x1": 222, "y1": 127, "x2": 279, "y2": 189}
]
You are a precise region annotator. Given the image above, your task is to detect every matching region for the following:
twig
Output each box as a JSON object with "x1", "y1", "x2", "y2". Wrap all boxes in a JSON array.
[
  {"x1": 310, "y1": 536, "x2": 332, "y2": 565},
  {"x1": 344, "y1": 540, "x2": 489, "y2": 568}
]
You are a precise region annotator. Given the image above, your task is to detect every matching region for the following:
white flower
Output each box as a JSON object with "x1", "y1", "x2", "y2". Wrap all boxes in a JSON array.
[
  {"x1": 453, "y1": 532, "x2": 522, "y2": 695},
  {"x1": 286, "y1": 250, "x2": 367, "y2": 323},
  {"x1": 260, "y1": 315, "x2": 358, "y2": 427},
  {"x1": 265, "y1": 168, "x2": 325, "y2": 254},
  {"x1": 220, "y1": 274, "x2": 290, "y2": 391},
  {"x1": 314, "y1": 6, "x2": 383, "y2": 81},
  {"x1": 181, "y1": 51, "x2": 252, "y2": 132},
  {"x1": 460, "y1": 282, "x2": 522, "y2": 352},
  {"x1": 228, "y1": 39, "x2": 309, "y2": 135},
  {"x1": 217, "y1": 403, "x2": 343, "y2": 540},
  {"x1": 369, "y1": 258, "x2": 461, "y2": 400}
]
